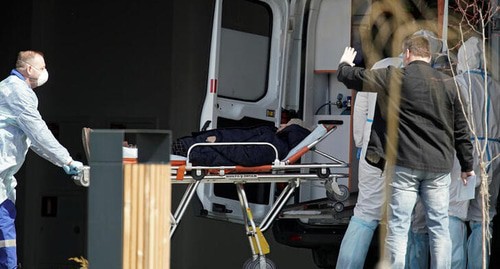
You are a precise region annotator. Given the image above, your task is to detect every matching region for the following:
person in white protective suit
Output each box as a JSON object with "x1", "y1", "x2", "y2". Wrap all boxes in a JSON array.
[
  {"x1": 0, "y1": 50, "x2": 83, "y2": 268},
  {"x1": 406, "y1": 36, "x2": 500, "y2": 269},
  {"x1": 448, "y1": 36, "x2": 500, "y2": 269},
  {"x1": 335, "y1": 57, "x2": 402, "y2": 269}
]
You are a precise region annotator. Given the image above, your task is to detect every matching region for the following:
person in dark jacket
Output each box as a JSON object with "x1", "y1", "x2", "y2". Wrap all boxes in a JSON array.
[
  {"x1": 171, "y1": 119, "x2": 310, "y2": 166},
  {"x1": 336, "y1": 35, "x2": 474, "y2": 269}
]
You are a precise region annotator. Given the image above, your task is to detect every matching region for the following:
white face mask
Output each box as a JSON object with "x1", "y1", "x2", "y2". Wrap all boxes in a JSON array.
[
  {"x1": 24, "y1": 60, "x2": 49, "y2": 88},
  {"x1": 36, "y1": 69, "x2": 49, "y2": 87}
]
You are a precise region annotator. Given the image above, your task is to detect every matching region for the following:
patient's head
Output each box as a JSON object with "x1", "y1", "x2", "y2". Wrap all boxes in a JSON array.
[
  {"x1": 277, "y1": 118, "x2": 304, "y2": 132},
  {"x1": 276, "y1": 118, "x2": 311, "y2": 150}
]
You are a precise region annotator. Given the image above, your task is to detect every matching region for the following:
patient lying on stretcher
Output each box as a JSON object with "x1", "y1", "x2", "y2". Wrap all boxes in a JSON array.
[{"x1": 171, "y1": 119, "x2": 311, "y2": 167}]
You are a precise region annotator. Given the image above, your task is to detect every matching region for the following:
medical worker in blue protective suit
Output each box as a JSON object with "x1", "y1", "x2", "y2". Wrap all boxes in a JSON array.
[
  {"x1": 0, "y1": 50, "x2": 83, "y2": 268},
  {"x1": 335, "y1": 57, "x2": 402, "y2": 269},
  {"x1": 448, "y1": 36, "x2": 500, "y2": 269}
]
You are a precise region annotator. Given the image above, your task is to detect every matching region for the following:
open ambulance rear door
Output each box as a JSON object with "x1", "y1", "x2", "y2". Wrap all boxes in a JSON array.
[
  {"x1": 196, "y1": 0, "x2": 296, "y2": 224},
  {"x1": 196, "y1": 0, "x2": 353, "y2": 226}
]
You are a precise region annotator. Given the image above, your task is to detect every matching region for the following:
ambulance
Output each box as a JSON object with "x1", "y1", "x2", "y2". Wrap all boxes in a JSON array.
[{"x1": 195, "y1": 0, "x2": 499, "y2": 267}]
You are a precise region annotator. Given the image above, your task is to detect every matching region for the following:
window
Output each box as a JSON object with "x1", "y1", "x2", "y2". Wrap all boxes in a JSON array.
[{"x1": 218, "y1": 0, "x2": 272, "y2": 101}]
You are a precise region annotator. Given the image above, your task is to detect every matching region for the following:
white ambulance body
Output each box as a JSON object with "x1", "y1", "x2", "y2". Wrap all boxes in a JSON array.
[{"x1": 196, "y1": 0, "x2": 355, "y2": 225}]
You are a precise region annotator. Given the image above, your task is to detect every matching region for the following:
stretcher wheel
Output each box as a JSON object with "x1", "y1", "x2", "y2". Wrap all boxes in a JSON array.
[
  {"x1": 243, "y1": 257, "x2": 276, "y2": 269},
  {"x1": 243, "y1": 258, "x2": 253, "y2": 269},
  {"x1": 191, "y1": 169, "x2": 206, "y2": 180},
  {"x1": 316, "y1": 168, "x2": 331, "y2": 178},
  {"x1": 326, "y1": 184, "x2": 349, "y2": 202},
  {"x1": 334, "y1": 184, "x2": 349, "y2": 202},
  {"x1": 333, "y1": 202, "x2": 344, "y2": 213}
]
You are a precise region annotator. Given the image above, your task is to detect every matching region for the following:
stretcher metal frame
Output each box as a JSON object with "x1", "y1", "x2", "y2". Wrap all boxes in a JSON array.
[
  {"x1": 169, "y1": 122, "x2": 350, "y2": 266},
  {"x1": 78, "y1": 124, "x2": 350, "y2": 268}
]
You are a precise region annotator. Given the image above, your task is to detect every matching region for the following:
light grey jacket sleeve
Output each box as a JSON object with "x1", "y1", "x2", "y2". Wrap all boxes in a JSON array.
[{"x1": 13, "y1": 86, "x2": 72, "y2": 167}]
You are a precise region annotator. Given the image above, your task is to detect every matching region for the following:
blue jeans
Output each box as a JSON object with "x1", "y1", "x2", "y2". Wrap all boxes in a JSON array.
[
  {"x1": 406, "y1": 230, "x2": 429, "y2": 269},
  {"x1": 468, "y1": 220, "x2": 492, "y2": 269},
  {"x1": 406, "y1": 198, "x2": 429, "y2": 269},
  {"x1": 336, "y1": 216, "x2": 378, "y2": 269},
  {"x1": 385, "y1": 166, "x2": 451, "y2": 269},
  {"x1": 448, "y1": 216, "x2": 467, "y2": 269}
]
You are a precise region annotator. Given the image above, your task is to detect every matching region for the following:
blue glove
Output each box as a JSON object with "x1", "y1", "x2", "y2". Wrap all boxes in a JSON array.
[{"x1": 63, "y1": 161, "x2": 84, "y2": 175}]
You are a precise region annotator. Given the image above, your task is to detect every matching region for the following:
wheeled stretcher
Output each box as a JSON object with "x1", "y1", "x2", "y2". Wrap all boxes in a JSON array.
[
  {"x1": 169, "y1": 120, "x2": 350, "y2": 267},
  {"x1": 77, "y1": 121, "x2": 351, "y2": 268}
]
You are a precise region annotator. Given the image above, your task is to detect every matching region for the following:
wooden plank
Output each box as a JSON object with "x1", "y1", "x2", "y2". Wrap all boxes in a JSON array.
[
  {"x1": 159, "y1": 165, "x2": 167, "y2": 269},
  {"x1": 163, "y1": 165, "x2": 171, "y2": 268},
  {"x1": 123, "y1": 163, "x2": 171, "y2": 269},
  {"x1": 144, "y1": 164, "x2": 151, "y2": 269},
  {"x1": 123, "y1": 164, "x2": 132, "y2": 269},
  {"x1": 130, "y1": 164, "x2": 139, "y2": 268},
  {"x1": 137, "y1": 164, "x2": 145, "y2": 269},
  {"x1": 147, "y1": 165, "x2": 156, "y2": 269}
]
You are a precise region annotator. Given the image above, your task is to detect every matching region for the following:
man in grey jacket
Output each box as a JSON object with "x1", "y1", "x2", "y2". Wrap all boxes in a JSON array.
[{"x1": 336, "y1": 35, "x2": 474, "y2": 268}]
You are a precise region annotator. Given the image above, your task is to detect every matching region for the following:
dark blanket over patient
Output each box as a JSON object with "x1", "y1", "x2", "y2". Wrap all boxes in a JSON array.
[{"x1": 172, "y1": 124, "x2": 311, "y2": 166}]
